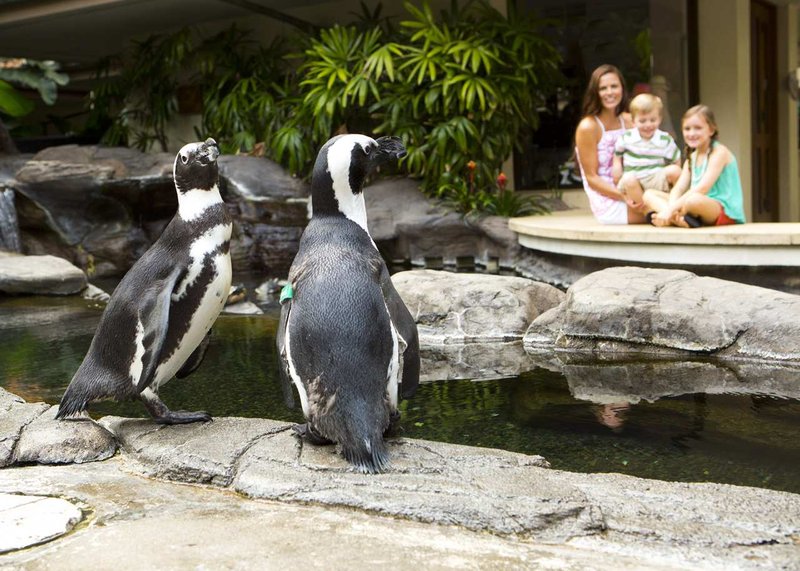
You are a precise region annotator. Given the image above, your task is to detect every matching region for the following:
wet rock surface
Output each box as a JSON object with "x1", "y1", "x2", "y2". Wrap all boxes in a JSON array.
[
  {"x1": 0, "y1": 395, "x2": 797, "y2": 569},
  {"x1": 394, "y1": 269, "x2": 564, "y2": 344},
  {"x1": 0, "y1": 492, "x2": 83, "y2": 554},
  {"x1": 525, "y1": 267, "x2": 800, "y2": 364},
  {"x1": 0, "y1": 254, "x2": 86, "y2": 295}
]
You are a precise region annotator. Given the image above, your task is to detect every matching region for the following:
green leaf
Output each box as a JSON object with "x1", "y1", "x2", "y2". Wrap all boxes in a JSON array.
[{"x1": 0, "y1": 79, "x2": 34, "y2": 117}]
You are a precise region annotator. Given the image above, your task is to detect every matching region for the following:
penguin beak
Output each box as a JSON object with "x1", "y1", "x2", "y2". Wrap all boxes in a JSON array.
[
  {"x1": 374, "y1": 136, "x2": 407, "y2": 163},
  {"x1": 199, "y1": 138, "x2": 220, "y2": 165}
]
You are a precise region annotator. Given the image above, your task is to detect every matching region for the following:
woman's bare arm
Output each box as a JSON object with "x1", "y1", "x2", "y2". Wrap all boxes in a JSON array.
[{"x1": 575, "y1": 117, "x2": 624, "y2": 201}]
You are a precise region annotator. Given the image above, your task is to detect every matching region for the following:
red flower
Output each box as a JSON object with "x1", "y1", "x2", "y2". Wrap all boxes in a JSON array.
[{"x1": 496, "y1": 172, "x2": 507, "y2": 191}]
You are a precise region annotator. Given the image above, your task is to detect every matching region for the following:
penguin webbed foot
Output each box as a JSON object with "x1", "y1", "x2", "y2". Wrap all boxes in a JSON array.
[
  {"x1": 152, "y1": 410, "x2": 212, "y2": 425},
  {"x1": 292, "y1": 423, "x2": 333, "y2": 445},
  {"x1": 383, "y1": 410, "x2": 402, "y2": 438},
  {"x1": 141, "y1": 391, "x2": 211, "y2": 425}
]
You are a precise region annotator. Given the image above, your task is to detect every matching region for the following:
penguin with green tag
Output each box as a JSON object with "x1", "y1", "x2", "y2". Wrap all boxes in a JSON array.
[{"x1": 276, "y1": 134, "x2": 419, "y2": 473}]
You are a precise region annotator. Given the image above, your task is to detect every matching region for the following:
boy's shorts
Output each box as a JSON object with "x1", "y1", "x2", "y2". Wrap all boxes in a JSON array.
[{"x1": 618, "y1": 169, "x2": 670, "y2": 192}]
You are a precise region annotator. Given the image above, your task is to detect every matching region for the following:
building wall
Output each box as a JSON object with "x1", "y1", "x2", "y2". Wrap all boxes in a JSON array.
[
  {"x1": 777, "y1": 2, "x2": 799, "y2": 222},
  {"x1": 697, "y1": 0, "x2": 800, "y2": 222},
  {"x1": 697, "y1": 0, "x2": 753, "y2": 221}
]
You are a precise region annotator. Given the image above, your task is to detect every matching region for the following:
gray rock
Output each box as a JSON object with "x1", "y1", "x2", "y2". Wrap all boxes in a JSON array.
[
  {"x1": 0, "y1": 459, "x2": 692, "y2": 571},
  {"x1": 222, "y1": 301, "x2": 263, "y2": 315},
  {"x1": 7, "y1": 145, "x2": 309, "y2": 278},
  {"x1": 0, "y1": 390, "x2": 50, "y2": 467},
  {"x1": 0, "y1": 254, "x2": 87, "y2": 295},
  {"x1": 14, "y1": 406, "x2": 116, "y2": 465},
  {"x1": 102, "y1": 415, "x2": 601, "y2": 539},
  {"x1": 0, "y1": 389, "x2": 797, "y2": 569},
  {"x1": 393, "y1": 269, "x2": 565, "y2": 344},
  {"x1": 215, "y1": 155, "x2": 310, "y2": 278},
  {"x1": 218, "y1": 155, "x2": 308, "y2": 201},
  {"x1": 99, "y1": 416, "x2": 290, "y2": 486},
  {"x1": 235, "y1": 435, "x2": 598, "y2": 540},
  {"x1": 81, "y1": 283, "x2": 110, "y2": 303},
  {"x1": 525, "y1": 267, "x2": 800, "y2": 364},
  {"x1": 366, "y1": 178, "x2": 520, "y2": 267},
  {"x1": 0, "y1": 493, "x2": 83, "y2": 554}
]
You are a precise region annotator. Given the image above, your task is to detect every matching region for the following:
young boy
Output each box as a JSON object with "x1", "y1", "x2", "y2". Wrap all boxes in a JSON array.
[{"x1": 612, "y1": 93, "x2": 681, "y2": 209}]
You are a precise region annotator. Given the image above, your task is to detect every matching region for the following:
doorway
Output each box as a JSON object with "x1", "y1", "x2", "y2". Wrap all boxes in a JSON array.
[{"x1": 750, "y1": 0, "x2": 779, "y2": 222}]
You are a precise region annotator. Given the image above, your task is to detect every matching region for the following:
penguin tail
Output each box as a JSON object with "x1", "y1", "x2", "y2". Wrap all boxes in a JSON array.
[
  {"x1": 55, "y1": 383, "x2": 90, "y2": 420},
  {"x1": 341, "y1": 436, "x2": 390, "y2": 474}
]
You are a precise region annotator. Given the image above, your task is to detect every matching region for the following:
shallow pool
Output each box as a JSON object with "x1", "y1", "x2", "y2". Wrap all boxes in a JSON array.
[{"x1": 1, "y1": 294, "x2": 798, "y2": 494}]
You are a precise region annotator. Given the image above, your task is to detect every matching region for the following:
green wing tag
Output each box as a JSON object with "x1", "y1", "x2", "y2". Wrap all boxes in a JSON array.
[{"x1": 279, "y1": 283, "x2": 294, "y2": 304}]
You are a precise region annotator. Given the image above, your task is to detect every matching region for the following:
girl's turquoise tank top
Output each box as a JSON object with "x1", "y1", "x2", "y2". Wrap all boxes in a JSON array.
[{"x1": 691, "y1": 142, "x2": 746, "y2": 223}]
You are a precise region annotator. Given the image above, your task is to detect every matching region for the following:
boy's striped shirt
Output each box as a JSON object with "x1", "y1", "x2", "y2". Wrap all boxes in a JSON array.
[{"x1": 615, "y1": 128, "x2": 680, "y2": 177}]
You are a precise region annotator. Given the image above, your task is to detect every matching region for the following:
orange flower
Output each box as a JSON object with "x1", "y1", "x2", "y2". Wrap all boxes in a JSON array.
[{"x1": 466, "y1": 160, "x2": 476, "y2": 171}]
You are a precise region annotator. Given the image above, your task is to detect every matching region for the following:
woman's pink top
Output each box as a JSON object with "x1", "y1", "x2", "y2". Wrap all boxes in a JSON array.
[{"x1": 576, "y1": 116, "x2": 625, "y2": 219}]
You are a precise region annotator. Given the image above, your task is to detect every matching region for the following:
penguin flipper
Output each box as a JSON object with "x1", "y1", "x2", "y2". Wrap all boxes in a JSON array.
[
  {"x1": 136, "y1": 267, "x2": 184, "y2": 393},
  {"x1": 276, "y1": 298, "x2": 296, "y2": 409},
  {"x1": 380, "y1": 267, "x2": 420, "y2": 399},
  {"x1": 175, "y1": 330, "x2": 211, "y2": 379}
]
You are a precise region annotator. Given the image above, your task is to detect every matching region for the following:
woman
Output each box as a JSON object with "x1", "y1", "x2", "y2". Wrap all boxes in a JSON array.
[{"x1": 575, "y1": 64, "x2": 647, "y2": 224}]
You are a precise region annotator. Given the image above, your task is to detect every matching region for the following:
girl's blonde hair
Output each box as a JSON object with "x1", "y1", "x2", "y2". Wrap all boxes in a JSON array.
[{"x1": 682, "y1": 104, "x2": 719, "y2": 168}]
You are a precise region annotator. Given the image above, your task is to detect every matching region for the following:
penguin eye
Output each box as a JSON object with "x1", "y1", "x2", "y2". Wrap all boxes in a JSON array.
[
  {"x1": 363, "y1": 145, "x2": 372, "y2": 156},
  {"x1": 180, "y1": 154, "x2": 189, "y2": 165}
]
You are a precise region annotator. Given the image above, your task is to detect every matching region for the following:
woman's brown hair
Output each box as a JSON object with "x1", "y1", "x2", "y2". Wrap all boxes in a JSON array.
[{"x1": 581, "y1": 64, "x2": 629, "y2": 118}]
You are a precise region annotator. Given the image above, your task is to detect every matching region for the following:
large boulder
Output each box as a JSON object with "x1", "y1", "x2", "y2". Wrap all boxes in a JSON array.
[
  {"x1": 393, "y1": 269, "x2": 565, "y2": 344},
  {"x1": 0, "y1": 254, "x2": 86, "y2": 295},
  {"x1": 218, "y1": 155, "x2": 309, "y2": 278},
  {"x1": 366, "y1": 178, "x2": 521, "y2": 268},
  {"x1": 7, "y1": 145, "x2": 309, "y2": 278},
  {"x1": 524, "y1": 266, "x2": 800, "y2": 363}
]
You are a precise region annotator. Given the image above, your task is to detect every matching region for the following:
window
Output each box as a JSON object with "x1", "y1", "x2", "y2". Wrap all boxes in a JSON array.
[{"x1": 514, "y1": 0, "x2": 693, "y2": 190}]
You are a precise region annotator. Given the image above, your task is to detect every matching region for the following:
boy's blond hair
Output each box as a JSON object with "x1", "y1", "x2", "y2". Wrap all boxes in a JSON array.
[{"x1": 629, "y1": 93, "x2": 663, "y2": 118}]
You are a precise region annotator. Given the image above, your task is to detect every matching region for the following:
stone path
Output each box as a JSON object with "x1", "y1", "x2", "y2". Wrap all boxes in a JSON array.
[{"x1": 1, "y1": 402, "x2": 799, "y2": 570}]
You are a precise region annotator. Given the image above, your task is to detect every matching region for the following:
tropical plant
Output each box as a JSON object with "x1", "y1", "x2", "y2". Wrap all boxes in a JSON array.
[
  {"x1": 87, "y1": 28, "x2": 195, "y2": 152},
  {"x1": 438, "y1": 161, "x2": 548, "y2": 217},
  {"x1": 285, "y1": 0, "x2": 562, "y2": 188},
  {"x1": 86, "y1": 1, "x2": 562, "y2": 215},
  {"x1": 0, "y1": 58, "x2": 69, "y2": 152}
]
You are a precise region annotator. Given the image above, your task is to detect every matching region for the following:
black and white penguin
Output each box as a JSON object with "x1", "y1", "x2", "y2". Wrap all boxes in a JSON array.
[
  {"x1": 57, "y1": 138, "x2": 232, "y2": 424},
  {"x1": 276, "y1": 133, "x2": 420, "y2": 473}
]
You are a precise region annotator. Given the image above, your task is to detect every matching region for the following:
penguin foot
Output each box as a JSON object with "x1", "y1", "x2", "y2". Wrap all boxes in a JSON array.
[
  {"x1": 292, "y1": 423, "x2": 333, "y2": 445},
  {"x1": 140, "y1": 390, "x2": 211, "y2": 425},
  {"x1": 152, "y1": 410, "x2": 212, "y2": 425},
  {"x1": 383, "y1": 410, "x2": 402, "y2": 438}
]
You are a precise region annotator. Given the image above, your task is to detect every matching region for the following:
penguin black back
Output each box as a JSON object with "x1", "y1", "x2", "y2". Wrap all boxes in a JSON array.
[{"x1": 277, "y1": 134, "x2": 418, "y2": 473}]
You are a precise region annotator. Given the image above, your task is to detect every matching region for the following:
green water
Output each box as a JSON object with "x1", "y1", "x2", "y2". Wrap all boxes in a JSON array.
[{"x1": 1, "y1": 295, "x2": 799, "y2": 494}]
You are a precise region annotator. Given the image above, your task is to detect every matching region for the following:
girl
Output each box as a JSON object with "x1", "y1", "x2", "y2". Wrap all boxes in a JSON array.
[
  {"x1": 644, "y1": 105, "x2": 746, "y2": 227},
  {"x1": 575, "y1": 64, "x2": 647, "y2": 225}
]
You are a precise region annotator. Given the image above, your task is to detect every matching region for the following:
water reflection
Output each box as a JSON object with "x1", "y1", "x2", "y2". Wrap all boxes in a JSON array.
[{"x1": 2, "y1": 295, "x2": 799, "y2": 493}]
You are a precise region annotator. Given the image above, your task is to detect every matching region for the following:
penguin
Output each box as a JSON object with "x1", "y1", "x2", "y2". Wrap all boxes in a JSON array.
[
  {"x1": 57, "y1": 138, "x2": 232, "y2": 424},
  {"x1": 276, "y1": 133, "x2": 420, "y2": 473}
]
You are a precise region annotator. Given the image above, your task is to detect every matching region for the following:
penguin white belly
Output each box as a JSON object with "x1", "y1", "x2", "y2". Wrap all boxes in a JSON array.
[
  {"x1": 283, "y1": 319, "x2": 310, "y2": 417},
  {"x1": 385, "y1": 306, "x2": 401, "y2": 410},
  {"x1": 152, "y1": 223, "x2": 232, "y2": 389}
]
